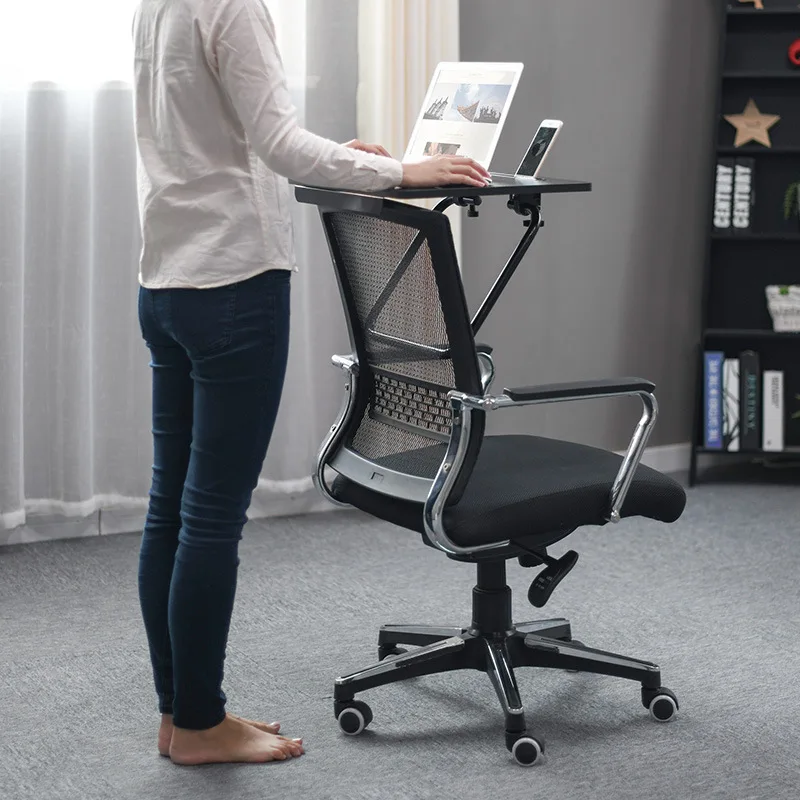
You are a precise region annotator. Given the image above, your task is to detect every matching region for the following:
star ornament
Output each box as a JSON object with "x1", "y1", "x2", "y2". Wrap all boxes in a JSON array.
[{"x1": 724, "y1": 98, "x2": 780, "y2": 148}]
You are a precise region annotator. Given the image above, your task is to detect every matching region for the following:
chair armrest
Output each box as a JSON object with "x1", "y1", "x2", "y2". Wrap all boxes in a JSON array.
[
  {"x1": 493, "y1": 379, "x2": 658, "y2": 522},
  {"x1": 448, "y1": 377, "x2": 659, "y2": 527},
  {"x1": 503, "y1": 378, "x2": 655, "y2": 404}
]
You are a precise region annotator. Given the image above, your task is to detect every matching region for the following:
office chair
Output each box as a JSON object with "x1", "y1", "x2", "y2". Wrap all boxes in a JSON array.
[{"x1": 296, "y1": 187, "x2": 687, "y2": 767}]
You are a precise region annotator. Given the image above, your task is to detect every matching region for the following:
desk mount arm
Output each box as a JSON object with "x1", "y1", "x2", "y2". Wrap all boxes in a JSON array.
[{"x1": 471, "y1": 195, "x2": 543, "y2": 336}]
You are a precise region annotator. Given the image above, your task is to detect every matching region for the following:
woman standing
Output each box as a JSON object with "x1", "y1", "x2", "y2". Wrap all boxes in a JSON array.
[{"x1": 133, "y1": 0, "x2": 488, "y2": 766}]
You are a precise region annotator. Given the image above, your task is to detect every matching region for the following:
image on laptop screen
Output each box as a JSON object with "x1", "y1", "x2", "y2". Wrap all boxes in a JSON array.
[{"x1": 403, "y1": 62, "x2": 524, "y2": 170}]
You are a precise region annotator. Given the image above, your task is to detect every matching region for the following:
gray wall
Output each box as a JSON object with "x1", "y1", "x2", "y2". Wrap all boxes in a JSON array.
[{"x1": 460, "y1": 0, "x2": 720, "y2": 449}]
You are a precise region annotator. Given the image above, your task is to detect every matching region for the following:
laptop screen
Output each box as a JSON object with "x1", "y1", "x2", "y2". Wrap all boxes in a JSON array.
[{"x1": 403, "y1": 62, "x2": 524, "y2": 170}]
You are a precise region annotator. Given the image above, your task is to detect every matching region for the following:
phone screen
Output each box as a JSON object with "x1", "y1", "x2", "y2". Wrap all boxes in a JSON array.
[{"x1": 517, "y1": 126, "x2": 558, "y2": 177}]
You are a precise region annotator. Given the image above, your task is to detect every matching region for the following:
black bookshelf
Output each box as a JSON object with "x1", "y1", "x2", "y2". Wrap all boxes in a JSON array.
[{"x1": 690, "y1": 1, "x2": 800, "y2": 486}]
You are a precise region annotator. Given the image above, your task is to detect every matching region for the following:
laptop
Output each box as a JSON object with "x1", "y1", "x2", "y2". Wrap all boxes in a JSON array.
[
  {"x1": 404, "y1": 63, "x2": 563, "y2": 189},
  {"x1": 403, "y1": 62, "x2": 524, "y2": 172}
]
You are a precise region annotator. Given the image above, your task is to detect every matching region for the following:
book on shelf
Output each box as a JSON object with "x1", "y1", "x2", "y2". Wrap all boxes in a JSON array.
[
  {"x1": 732, "y1": 158, "x2": 754, "y2": 235},
  {"x1": 703, "y1": 350, "x2": 788, "y2": 453},
  {"x1": 786, "y1": 370, "x2": 800, "y2": 448},
  {"x1": 739, "y1": 350, "x2": 761, "y2": 451},
  {"x1": 711, "y1": 157, "x2": 755, "y2": 235},
  {"x1": 763, "y1": 370, "x2": 784, "y2": 452},
  {"x1": 712, "y1": 158, "x2": 734, "y2": 235},
  {"x1": 723, "y1": 358, "x2": 740, "y2": 451},
  {"x1": 704, "y1": 351, "x2": 724, "y2": 449}
]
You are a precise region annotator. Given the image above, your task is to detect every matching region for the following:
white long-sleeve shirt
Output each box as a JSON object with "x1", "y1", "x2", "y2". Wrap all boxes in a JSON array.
[{"x1": 133, "y1": 0, "x2": 404, "y2": 289}]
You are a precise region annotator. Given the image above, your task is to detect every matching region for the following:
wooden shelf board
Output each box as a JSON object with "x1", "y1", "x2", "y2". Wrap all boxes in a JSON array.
[
  {"x1": 695, "y1": 447, "x2": 800, "y2": 454},
  {"x1": 704, "y1": 328, "x2": 800, "y2": 339},
  {"x1": 727, "y1": 7, "x2": 800, "y2": 16},
  {"x1": 711, "y1": 232, "x2": 800, "y2": 241},
  {"x1": 723, "y1": 71, "x2": 800, "y2": 78},
  {"x1": 717, "y1": 147, "x2": 800, "y2": 154}
]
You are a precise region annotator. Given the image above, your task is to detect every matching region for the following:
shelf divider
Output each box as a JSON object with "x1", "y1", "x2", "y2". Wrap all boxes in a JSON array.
[{"x1": 704, "y1": 328, "x2": 800, "y2": 339}]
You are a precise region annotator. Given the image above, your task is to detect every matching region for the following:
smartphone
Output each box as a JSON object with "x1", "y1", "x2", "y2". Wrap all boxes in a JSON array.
[{"x1": 515, "y1": 120, "x2": 563, "y2": 179}]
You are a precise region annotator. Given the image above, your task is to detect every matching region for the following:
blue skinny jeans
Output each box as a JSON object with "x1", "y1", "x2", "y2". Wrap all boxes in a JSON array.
[{"x1": 137, "y1": 268, "x2": 290, "y2": 730}]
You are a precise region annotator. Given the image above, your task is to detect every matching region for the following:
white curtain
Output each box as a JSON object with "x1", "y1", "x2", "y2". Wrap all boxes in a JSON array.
[
  {"x1": 357, "y1": 0, "x2": 462, "y2": 250},
  {"x1": 0, "y1": 0, "x2": 349, "y2": 544}
]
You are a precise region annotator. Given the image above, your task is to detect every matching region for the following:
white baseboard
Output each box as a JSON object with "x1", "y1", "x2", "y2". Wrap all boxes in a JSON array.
[
  {"x1": 618, "y1": 442, "x2": 690, "y2": 475},
  {"x1": 636, "y1": 442, "x2": 761, "y2": 474},
  {"x1": 0, "y1": 512, "x2": 101, "y2": 547}
]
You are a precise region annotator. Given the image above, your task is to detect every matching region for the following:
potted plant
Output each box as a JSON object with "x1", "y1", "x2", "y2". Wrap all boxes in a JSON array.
[
  {"x1": 766, "y1": 285, "x2": 800, "y2": 331},
  {"x1": 783, "y1": 181, "x2": 800, "y2": 228}
]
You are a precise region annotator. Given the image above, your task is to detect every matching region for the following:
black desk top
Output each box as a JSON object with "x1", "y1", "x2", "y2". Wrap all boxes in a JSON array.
[
  {"x1": 377, "y1": 175, "x2": 591, "y2": 200},
  {"x1": 294, "y1": 176, "x2": 591, "y2": 201}
]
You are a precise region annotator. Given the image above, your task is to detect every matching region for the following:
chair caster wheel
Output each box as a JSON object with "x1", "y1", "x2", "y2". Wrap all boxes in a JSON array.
[
  {"x1": 336, "y1": 700, "x2": 373, "y2": 736},
  {"x1": 642, "y1": 686, "x2": 679, "y2": 722},
  {"x1": 508, "y1": 735, "x2": 544, "y2": 767},
  {"x1": 378, "y1": 645, "x2": 407, "y2": 661}
]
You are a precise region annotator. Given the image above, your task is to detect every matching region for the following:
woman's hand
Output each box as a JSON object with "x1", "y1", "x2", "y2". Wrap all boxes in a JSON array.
[
  {"x1": 401, "y1": 155, "x2": 490, "y2": 188},
  {"x1": 343, "y1": 139, "x2": 391, "y2": 158}
]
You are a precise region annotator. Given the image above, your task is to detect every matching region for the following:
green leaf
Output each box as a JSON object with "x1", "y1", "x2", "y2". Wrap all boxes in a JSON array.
[{"x1": 784, "y1": 182, "x2": 800, "y2": 219}]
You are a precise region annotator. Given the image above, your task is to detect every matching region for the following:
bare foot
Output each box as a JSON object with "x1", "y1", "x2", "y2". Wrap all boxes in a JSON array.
[
  {"x1": 168, "y1": 713, "x2": 304, "y2": 766},
  {"x1": 158, "y1": 713, "x2": 281, "y2": 757}
]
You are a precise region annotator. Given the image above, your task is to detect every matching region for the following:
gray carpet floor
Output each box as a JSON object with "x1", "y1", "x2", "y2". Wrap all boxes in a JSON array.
[{"x1": 2, "y1": 480, "x2": 800, "y2": 800}]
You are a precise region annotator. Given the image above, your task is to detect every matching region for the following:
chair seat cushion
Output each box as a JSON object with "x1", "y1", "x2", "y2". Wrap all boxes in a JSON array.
[{"x1": 332, "y1": 434, "x2": 686, "y2": 549}]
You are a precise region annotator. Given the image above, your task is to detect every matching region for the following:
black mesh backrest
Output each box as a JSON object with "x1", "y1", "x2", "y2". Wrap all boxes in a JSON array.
[{"x1": 319, "y1": 195, "x2": 485, "y2": 501}]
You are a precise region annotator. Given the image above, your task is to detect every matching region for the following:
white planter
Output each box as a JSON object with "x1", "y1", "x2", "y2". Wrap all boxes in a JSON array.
[{"x1": 766, "y1": 285, "x2": 800, "y2": 332}]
